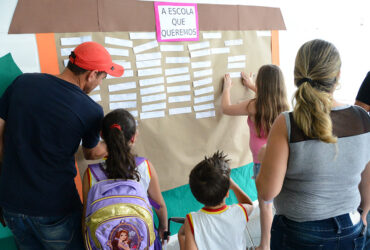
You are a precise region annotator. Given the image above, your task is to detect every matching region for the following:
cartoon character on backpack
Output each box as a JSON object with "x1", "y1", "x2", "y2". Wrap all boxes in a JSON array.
[
  {"x1": 82, "y1": 109, "x2": 168, "y2": 250},
  {"x1": 109, "y1": 226, "x2": 137, "y2": 250}
]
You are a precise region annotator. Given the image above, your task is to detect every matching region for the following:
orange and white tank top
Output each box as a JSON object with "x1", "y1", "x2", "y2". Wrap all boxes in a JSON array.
[
  {"x1": 187, "y1": 204, "x2": 249, "y2": 250},
  {"x1": 87, "y1": 158, "x2": 152, "y2": 191}
]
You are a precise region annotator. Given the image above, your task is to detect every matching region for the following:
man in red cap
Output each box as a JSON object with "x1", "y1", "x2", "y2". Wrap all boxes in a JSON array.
[{"x1": 0, "y1": 42, "x2": 123, "y2": 249}]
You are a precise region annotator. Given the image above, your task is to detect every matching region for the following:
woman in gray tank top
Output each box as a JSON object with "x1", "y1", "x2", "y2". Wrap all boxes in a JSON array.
[{"x1": 256, "y1": 39, "x2": 369, "y2": 249}]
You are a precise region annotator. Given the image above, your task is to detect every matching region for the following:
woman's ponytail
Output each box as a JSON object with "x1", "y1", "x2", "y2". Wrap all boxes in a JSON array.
[
  {"x1": 293, "y1": 82, "x2": 336, "y2": 143},
  {"x1": 293, "y1": 39, "x2": 341, "y2": 143}
]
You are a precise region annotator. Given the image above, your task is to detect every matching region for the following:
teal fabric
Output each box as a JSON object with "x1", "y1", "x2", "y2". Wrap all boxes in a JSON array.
[
  {"x1": 0, "y1": 53, "x2": 22, "y2": 98},
  {"x1": 0, "y1": 227, "x2": 17, "y2": 250},
  {"x1": 154, "y1": 163, "x2": 256, "y2": 235}
]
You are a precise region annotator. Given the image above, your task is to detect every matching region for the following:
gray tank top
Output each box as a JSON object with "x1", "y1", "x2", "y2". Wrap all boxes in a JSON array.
[{"x1": 274, "y1": 105, "x2": 370, "y2": 222}]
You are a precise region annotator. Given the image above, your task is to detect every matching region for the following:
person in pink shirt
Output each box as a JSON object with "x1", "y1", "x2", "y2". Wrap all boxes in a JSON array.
[{"x1": 222, "y1": 65, "x2": 289, "y2": 250}]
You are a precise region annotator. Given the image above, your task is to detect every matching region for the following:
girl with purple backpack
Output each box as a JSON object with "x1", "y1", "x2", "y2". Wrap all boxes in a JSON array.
[{"x1": 82, "y1": 109, "x2": 168, "y2": 250}]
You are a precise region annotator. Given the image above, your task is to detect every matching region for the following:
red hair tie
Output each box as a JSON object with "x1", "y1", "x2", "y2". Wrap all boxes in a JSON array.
[{"x1": 110, "y1": 124, "x2": 122, "y2": 131}]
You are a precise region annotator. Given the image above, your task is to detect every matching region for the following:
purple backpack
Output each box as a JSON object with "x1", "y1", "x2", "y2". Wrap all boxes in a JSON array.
[{"x1": 85, "y1": 157, "x2": 156, "y2": 250}]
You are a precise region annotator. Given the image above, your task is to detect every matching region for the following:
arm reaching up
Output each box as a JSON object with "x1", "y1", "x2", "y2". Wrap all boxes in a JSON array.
[
  {"x1": 221, "y1": 74, "x2": 251, "y2": 116},
  {"x1": 242, "y1": 72, "x2": 257, "y2": 92}
]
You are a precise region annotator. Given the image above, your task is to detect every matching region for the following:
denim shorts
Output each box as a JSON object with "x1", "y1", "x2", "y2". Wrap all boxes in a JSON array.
[
  {"x1": 271, "y1": 213, "x2": 366, "y2": 250},
  {"x1": 252, "y1": 163, "x2": 261, "y2": 180},
  {"x1": 3, "y1": 209, "x2": 84, "y2": 250}
]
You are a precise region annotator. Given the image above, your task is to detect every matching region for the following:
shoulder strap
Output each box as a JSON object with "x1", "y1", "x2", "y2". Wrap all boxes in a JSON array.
[
  {"x1": 135, "y1": 156, "x2": 146, "y2": 166},
  {"x1": 88, "y1": 163, "x2": 107, "y2": 182}
]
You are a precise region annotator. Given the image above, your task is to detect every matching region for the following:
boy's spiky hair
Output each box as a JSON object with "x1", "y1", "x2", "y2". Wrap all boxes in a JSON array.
[{"x1": 189, "y1": 151, "x2": 231, "y2": 207}]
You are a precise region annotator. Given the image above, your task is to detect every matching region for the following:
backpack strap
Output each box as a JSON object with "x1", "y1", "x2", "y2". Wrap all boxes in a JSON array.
[
  {"x1": 88, "y1": 163, "x2": 107, "y2": 182},
  {"x1": 135, "y1": 156, "x2": 146, "y2": 166}
]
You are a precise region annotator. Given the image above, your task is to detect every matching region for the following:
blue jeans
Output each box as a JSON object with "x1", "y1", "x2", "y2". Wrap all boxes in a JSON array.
[
  {"x1": 252, "y1": 163, "x2": 261, "y2": 180},
  {"x1": 3, "y1": 209, "x2": 84, "y2": 250},
  {"x1": 271, "y1": 213, "x2": 366, "y2": 250}
]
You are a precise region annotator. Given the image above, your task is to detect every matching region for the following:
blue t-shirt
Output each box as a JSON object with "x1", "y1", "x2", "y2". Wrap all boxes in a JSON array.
[{"x1": 0, "y1": 73, "x2": 103, "y2": 216}]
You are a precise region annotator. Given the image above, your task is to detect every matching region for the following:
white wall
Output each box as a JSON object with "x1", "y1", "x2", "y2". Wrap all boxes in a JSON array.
[
  {"x1": 279, "y1": 0, "x2": 370, "y2": 104},
  {"x1": 0, "y1": 0, "x2": 40, "y2": 73},
  {"x1": 1, "y1": 0, "x2": 369, "y2": 103}
]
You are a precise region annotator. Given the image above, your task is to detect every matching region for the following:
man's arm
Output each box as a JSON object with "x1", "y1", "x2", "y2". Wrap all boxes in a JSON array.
[
  {"x1": 82, "y1": 141, "x2": 107, "y2": 160},
  {"x1": 355, "y1": 100, "x2": 370, "y2": 112}
]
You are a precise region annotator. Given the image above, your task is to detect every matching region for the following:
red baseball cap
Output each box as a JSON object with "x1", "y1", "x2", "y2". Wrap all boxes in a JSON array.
[{"x1": 69, "y1": 42, "x2": 124, "y2": 77}]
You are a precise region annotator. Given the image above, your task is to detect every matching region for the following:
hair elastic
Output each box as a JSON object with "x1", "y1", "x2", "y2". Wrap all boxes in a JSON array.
[
  {"x1": 110, "y1": 124, "x2": 122, "y2": 131},
  {"x1": 296, "y1": 77, "x2": 322, "y2": 89}
]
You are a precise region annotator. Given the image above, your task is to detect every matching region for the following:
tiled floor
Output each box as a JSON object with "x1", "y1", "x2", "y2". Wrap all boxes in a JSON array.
[{"x1": 166, "y1": 201, "x2": 264, "y2": 250}]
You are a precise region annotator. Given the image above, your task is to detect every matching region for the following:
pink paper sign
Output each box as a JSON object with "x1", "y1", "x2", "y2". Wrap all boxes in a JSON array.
[{"x1": 154, "y1": 2, "x2": 199, "y2": 42}]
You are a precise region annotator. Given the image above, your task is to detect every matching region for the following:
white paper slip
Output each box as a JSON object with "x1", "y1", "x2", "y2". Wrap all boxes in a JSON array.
[
  {"x1": 225, "y1": 39, "x2": 243, "y2": 46},
  {"x1": 166, "y1": 74, "x2": 190, "y2": 84},
  {"x1": 203, "y1": 32, "x2": 222, "y2": 39},
  {"x1": 160, "y1": 45, "x2": 184, "y2": 52},
  {"x1": 90, "y1": 94, "x2": 101, "y2": 102},
  {"x1": 142, "y1": 102, "x2": 166, "y2": 112},
  {"x1": 165, "y1": 67, "x2": 189, "y2": 76},
  {"x1": 136, "y1": 52, "x2": 162, "y2": 61},
  {"x1": 130, "y1": 110, "x2": 138, "y2": 117},
  {"x1": 123, "y1": 70, "x2": 134, "y2": 78},
  {"x1": 133, "y1": 40, "x2": 159, "y2": 54},
  {"x1": 193, "y1": 103, "x2": 215, "y2": 111},
  {"x1": 108, "y1": 82, "x2": 136, "y2": 92},
  {"x1": 113, "y1": 60, "x2": 131, "y2": 69},
  {"x1": 61, "y1": 36, "x2": 91, "y2": 46},
  {"x1": 109, "y1": 101, "x2": 137, "y2": 110},
  {"x1": 194, "y1": 86, "x2": 214, "y2": 96},
  {"x1": 169, "y1": 107, "x2": 192, "y2": 115},
  {"x1": 228, "y1": 62, "x2": 246, "y2": 69},
  {"x1": 60, "y1": 47, "x2": 74, "y2": 56},
  {"x1": 139, "y1": 77, "x2": 164, "y2": 87},
  {"x1": 140, "y1": 85, "x2": 165, "y2": 95},
  {"x1": 138, "y1": 67, "x2": 162, "y2": 77},
  {"x1": 109, "y1": 93, "x2": 137, "y2": 102},
  {"x1": 105, "y1": 37, "x2": 133, "y2": 47},
  {"x1": 166, "y1": 57, "x2": 190, "y2": 64},
  {"x1": 196, "y1": 110, "x2": 216, "y2": 119},
  {"x1": 136, "y1": 59, "x2": 161, "y2": 69},
  {"x1": 63, "y1": 59, "x2": 69, "y2": 67},
  {"x1": 188, "y1": 41, "x2": 210, "y2": 51},
  {"x1": 194, "y1": 69, "x2": 212, "y2": 78},
  {"x1": 193, "y1": 77, "x2": 212, "y2": 88},
  {"x1": 194, "y1": 94, "x2": 214, "y2": 104},
  {"x1": 257, "y1": 31, "x2": 271, "y2": 37},
  {"x1": 130, "y1": 32, "x2": 156, "y2": 40},
  {"x1": 141, "y1": 93, "x2": 166, "y2": 103},
  {"x1": 167, "y1": 85, "x2": 191, "y2": 93},
  {"x1": 168, "y1": 95, "x2": 191, "y2": 103},
  {"x1": 211, "y1": 47, "x2": 230, "y2": 54},
  {"x1": 228, "y1": 55, "x2": 246, "y2": 62},
  {"x1": 191, "y1": 49, "x2": 211, "y2": 58},
  {"x1": 140, "y1": 110, "x2": 165, "y2": 120},
  {"x1": 106, "y1": 48, "x2": 129, "y2": 57},
  {"x1": 191, "y1": 60, "x2": 211, "y2": 69},
  {"x1": 229, "y1": 72, "x2": 242, "y2": 78}
]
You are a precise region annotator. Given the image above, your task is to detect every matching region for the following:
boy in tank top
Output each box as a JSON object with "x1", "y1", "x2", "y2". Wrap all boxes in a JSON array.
[{"x1": 178, "y1": 151, "x2": 254, "y2": 250}]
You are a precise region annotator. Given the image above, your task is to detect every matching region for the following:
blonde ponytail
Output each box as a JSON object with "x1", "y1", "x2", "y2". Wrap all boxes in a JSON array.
[
  {"x1": 293, "y1": 82, "x2": 337, "y2": 143},
  {"x1": 293, "y1": 39, "x2": 341, "y2": 143}
]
